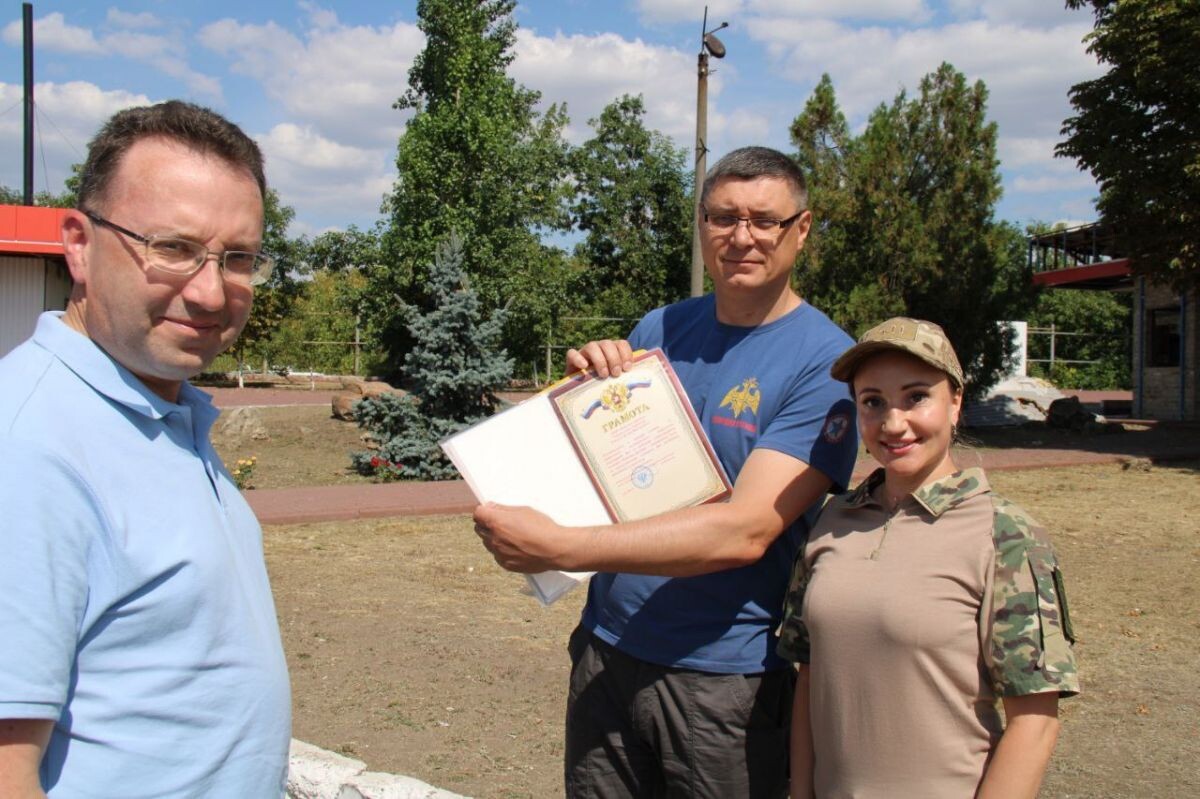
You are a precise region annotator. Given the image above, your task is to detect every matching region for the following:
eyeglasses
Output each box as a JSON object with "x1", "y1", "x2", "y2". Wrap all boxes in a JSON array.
[
  {"x1": 701, "y1": 207, "x2": 806, "y2": 239},
  {"x1": 83, "y1": 210, "x2": 275, "y2": 287}
]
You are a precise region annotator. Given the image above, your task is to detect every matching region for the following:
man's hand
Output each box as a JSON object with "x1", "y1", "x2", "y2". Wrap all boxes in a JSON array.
[
  {"x1": 474, "y1": 503, "x2": 572, "y2": 573},
  {"x1": 473, "y1": 449, "x2": 832, "y2": 578},
  {"x1": 565, "y1": 339, "x2": 634, "y2": 379},
  {"x1": 0, "y1": 718, "x2": 51, "y2": 799}
]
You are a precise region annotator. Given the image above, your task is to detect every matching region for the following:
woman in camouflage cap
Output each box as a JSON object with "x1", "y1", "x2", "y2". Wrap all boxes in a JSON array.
[{"x1": 777, "y1": 317, "x2": 1079, "y2": 798}]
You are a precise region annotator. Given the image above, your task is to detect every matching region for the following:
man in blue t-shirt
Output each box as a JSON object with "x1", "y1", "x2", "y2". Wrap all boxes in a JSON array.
[{"x1": 475, "y1": 146, "x2": 857, "y2": 798}]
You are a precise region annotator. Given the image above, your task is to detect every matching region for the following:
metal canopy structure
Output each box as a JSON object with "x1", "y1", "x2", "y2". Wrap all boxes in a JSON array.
[{"x1": 1029, "y1": 221, "x2": 1133, "y2": 291}]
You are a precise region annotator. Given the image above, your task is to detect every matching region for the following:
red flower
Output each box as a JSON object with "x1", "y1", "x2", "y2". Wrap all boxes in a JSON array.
[{"x1": 370, "y1": 456, "x2": 382, "y2": 467}]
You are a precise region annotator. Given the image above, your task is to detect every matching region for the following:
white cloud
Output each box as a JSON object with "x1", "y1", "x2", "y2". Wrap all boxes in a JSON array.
[
  {"x1": 106, "y1": 9, "x2": 164, "y2": 30},
  {"x1": 259, "y1": 123, "x2": 376, "y2": 171},
  {"x1": 1, "y1": 12, "x2": 221, "y2": 101},
  {"x1": 198, "y1": 15, "x2": 423, "y2": 150},
  {"x1": 299, "y1": 1, "x2": 340, "y2": 31},
  {"x1": 708, "y1": 107, "x2": 772, "y2": 151},
  {"x1": 999, "y1": 137, "x2": 1064, "y2": 168},
  {"x1": 1012, "y1": 172, "x2": 1096, "y2": 194},
  {"x1": 746, "y1": 0, "x2": 932, "y2": 22},
  {"x1": 973, "y1": 0, "x2": 1087, "y2": 27},
  {"x1": 2, "y1": 12, "x2": 103, "y2": 54},
  {"x1": 512, "y1": 29, "x2": 701, "y2": 144},
  {"x1": 0, "y1": 81, "x2": 152, "y2": 192},
  {"x1": 103, "y1": 30, "x2": 176, "y2": 59},
  {"x1": 258, "y1": 124, "x2": 393, "y2": 234},
  {"x1": 634, "y1": 0, "x2": 745, "y2": 26},
  {"x1": 744, "y1": 17, "x2": 1102, "y2": 142},
  {"x1": 103, "y1": 29, "x2": 222, "y2": 101},
  {"x1": 636, "y1": 0, "x2": 931, "y2": 24}
]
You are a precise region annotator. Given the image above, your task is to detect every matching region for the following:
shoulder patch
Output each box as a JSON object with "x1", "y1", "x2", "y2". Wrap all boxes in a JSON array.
[{"x1": 821, "y1": 412, "x2": 851, "y2": 444}]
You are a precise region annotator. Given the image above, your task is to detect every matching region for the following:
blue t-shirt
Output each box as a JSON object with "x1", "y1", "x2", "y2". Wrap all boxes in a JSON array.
[
  {"x1": 0, "y1": 313, "x2": 291, "y2": 798},
  {"x1": 582, "y1": 295, "x2": 857, "y2": 673}
]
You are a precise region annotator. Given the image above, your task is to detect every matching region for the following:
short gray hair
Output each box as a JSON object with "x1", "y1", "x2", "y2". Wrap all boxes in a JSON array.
[{"x1": 700, "y1": 146, "x2": 808, "y2": 211}]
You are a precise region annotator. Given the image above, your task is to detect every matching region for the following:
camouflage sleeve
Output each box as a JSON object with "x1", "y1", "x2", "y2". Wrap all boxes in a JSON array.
[
  {"x1": 982, "y1": 496, "x2": 1080, "y2": 697},
  {"x1": 775, "y1": 545, "x2": 812, "y2": 664}
]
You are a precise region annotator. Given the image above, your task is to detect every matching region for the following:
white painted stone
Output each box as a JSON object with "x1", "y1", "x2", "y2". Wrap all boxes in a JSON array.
[
  {"x1": 287, "y1": 739, "x2": 367, "y2": 799},
  {"x1": 287, "y1": 739, "x2": 467, "y2": 799},
  {"x1": 339, "y1": 771, "x2": 468, "y2": 799}
]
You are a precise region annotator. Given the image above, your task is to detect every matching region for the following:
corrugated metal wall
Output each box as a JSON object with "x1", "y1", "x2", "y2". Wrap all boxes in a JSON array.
[{"x1": 1, "y1": 256, "x2": 46, "y2": 358}]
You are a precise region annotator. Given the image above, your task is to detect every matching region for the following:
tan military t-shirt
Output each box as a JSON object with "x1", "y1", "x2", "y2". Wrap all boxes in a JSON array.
[{"x1": 777, "y1": 468, "x2": 1078, "y2": 798}]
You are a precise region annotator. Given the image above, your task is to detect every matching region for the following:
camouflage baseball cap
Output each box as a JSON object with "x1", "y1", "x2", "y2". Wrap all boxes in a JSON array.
[{"x1": 831, "y1": 317, "x2": 964, "y2": 388}]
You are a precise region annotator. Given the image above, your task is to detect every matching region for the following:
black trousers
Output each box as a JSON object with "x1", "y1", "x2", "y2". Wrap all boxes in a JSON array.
[{"x1": 564, "y1": 625, "x2": 794, "y2": 799}]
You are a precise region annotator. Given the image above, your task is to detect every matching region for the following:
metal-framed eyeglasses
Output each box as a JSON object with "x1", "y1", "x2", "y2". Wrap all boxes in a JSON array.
[
  {"x1": 701, "y1": 207, "x2": 807, "y2": 239},
  {"x1": 83, "y1": 210, "x2": 275, "y2": 287}
]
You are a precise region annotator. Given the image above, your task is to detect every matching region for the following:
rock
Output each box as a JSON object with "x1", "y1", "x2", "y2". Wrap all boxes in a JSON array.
[
  {"x1": 340, "y1": 378, "x2": 401, "y2": 398},
  {"x1": 1047, "y1": 396, "x2": 1103, "y2": 432},
  {"x1": 216, "y1": 406, "x2": 269, "y2": 443},
  {"x1": 362, "y1": 381, "x2": 402, "y2": 399},
  {"x1": 332, "y1": 393, "x2": 361, "y2": 421}
]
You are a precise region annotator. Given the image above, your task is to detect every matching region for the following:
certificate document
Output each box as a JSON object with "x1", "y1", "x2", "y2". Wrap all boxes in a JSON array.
[
  {"x1": 547, "y1": 349, "x2": 730, "y2": 522},
  {"x1": 440, "y1": 348, "x2": 731, "y2": 605}
]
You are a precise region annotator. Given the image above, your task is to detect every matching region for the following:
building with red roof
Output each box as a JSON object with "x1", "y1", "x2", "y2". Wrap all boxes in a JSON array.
[{"x1": 0, "y1": 204, "x2": 72, "y2": 358}]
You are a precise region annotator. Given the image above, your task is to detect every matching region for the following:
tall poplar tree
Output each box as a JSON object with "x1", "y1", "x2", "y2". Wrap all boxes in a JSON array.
[
  {"x1": 569, "y1": 95, "x2": 691, "y2": 338},
  {"x1": 372, "y1": 0, "x2": 572, "y2": 372},
  {"x1": 1058, "y1": 0, "x2": 1200, "y2": 288}
]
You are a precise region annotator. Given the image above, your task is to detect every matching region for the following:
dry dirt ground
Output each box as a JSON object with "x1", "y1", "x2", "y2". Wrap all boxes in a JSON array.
[
  {"x1": 211, "y1": 404, "x2": 370, "y2": 489},
  {"x1": 261, "y1": 460, "x2": 1200, "y2": 799}
]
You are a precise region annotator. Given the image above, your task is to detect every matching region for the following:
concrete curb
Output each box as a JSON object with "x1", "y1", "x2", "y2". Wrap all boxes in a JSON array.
[{"x1": 288, "y1": 739, "x2": 467, "y2": 799}]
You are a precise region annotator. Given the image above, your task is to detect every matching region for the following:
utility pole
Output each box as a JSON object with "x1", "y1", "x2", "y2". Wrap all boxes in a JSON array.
[
  {"x1": 23, "y1": 3, "x2": 34, "y2": 205},
  {"x1": 689, "y1": 9, "x2": 728, "y2": 297}
]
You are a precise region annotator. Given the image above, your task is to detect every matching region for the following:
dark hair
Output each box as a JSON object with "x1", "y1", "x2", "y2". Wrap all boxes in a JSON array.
[
  {"x1": 700, "y1": 146, "x2": 808, "y2": 211},
  {"x1": 77, "y1": 100, "x2": 266, "y2": 210}
]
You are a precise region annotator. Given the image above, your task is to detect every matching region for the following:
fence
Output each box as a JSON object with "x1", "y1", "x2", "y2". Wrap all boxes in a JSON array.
[
  {"x1": 540, "y1": 315, "x2": 638, "y2": 386},
  {"x1": 1026, "y1": 324, "x2": 1129, "y2": 369}
]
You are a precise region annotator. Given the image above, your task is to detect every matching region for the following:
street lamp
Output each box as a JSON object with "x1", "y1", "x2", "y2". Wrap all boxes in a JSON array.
[{"x1": 690, "y1": 9, "x2": 728, "y2": 297}]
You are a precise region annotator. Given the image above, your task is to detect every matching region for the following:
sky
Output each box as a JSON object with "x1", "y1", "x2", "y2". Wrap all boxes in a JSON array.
[{"x1": 0, "y1": 1, "x2": 1105, "y2": 239}]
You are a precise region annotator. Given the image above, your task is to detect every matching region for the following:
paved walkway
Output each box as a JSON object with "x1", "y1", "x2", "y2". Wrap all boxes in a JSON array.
[
  {"x1": 244, "y1": 438, "x2": 1200, "y2": 526},
  {"x1": 207, "y1": 385, "x2": 1198, "y2": 526}
]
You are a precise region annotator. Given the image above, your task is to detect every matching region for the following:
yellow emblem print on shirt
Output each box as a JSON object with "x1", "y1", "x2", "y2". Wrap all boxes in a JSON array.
[
  {"x1": 720, "y1": 378, "x2": 761, "y2": 418},
  {"x1": 601, "y1": 383, "x2": 631, "y2": 412}
]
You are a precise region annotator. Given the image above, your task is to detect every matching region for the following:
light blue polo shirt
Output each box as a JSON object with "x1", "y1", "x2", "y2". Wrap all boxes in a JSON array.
[{"x1": 0, "y1": 313, "x2": 291, "y2": 798}]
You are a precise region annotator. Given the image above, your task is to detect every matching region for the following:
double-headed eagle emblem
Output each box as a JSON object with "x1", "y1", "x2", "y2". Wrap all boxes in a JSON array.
[{"x1": 720, "y1": 378, "x2": 760, "y2": 418}]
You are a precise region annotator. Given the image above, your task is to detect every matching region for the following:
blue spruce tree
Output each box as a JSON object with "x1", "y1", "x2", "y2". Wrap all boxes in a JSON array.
[{"x1": 352, "y1": 233, "x2": 513, "y2": 480}]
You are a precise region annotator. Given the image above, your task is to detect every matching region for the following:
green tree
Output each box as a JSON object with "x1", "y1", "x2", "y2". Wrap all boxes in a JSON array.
[
  {"x1": 306, "y1": 225, "x2": 383, "y2": 273},
  {"x1": 568, "y1": 95, "x2": 692, "y2": 337},
  {"x1": 374, "y1": 0, "x2": 572, "y2": 373},
  {"x1": 793, "y1": 65, "x2": 1034, "y2": 398},
  {"x1": 232, "y1": 189, "x2": 308, "y2": 371},
  {"x1": 1027, "y1": 288, "x2": 1131, "y2": 390},
  {"x1": 790, "y1": 74, "x2": 854, "y2": 281},
  {"x1": 264, "y1": 270, "x2": 384, "y2": 376},
  {"x1": 352, "y1": 233, "x2": 512, "y2": 480},
  {"x1": 1058, "y1": 0, "x2": 1199, "y2": 288},
  {"x1": 0, "y1": 165, "x2": 80, "y2": 207}
]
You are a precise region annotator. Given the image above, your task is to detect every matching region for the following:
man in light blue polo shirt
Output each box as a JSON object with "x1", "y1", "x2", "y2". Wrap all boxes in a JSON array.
[{"x1": 0, "y1": 101, "x2": 290, "y2": 797}]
